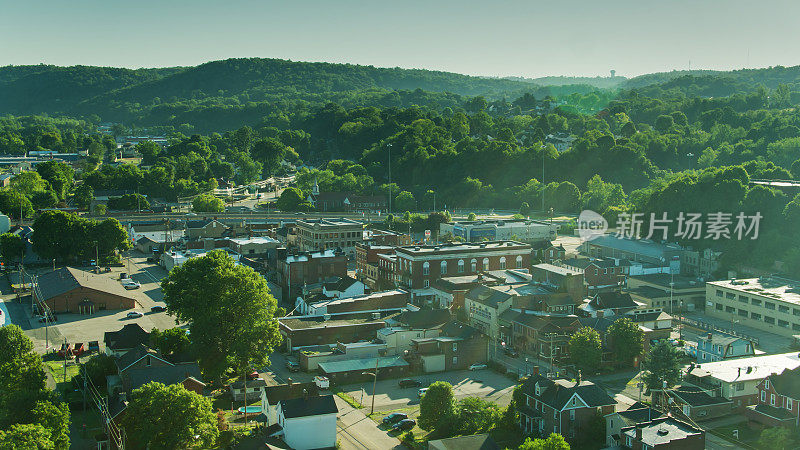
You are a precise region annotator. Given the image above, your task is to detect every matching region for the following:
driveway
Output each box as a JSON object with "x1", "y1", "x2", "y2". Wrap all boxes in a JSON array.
[{"x1": 335, "y1": 396, "x2": 402, "y2": 450}]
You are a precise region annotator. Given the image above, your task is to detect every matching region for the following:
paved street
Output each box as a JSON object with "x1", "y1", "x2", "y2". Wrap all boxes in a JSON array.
[{"x1": 335, "y1": 396, "x2": 402, "y2": 450}]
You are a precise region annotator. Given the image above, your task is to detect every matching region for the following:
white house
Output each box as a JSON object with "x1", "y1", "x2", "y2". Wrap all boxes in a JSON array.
[{"x1": 276, "y1": 395, "x2": 338, "y2": 450}]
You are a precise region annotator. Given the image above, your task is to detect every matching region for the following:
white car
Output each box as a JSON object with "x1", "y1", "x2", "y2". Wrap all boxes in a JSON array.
[
  {"x1": 126, "y1": 311, "x2": 144, "y2": 318},
  {"x1": 122, "y1": 280, "x2": 141, "y2": 289},
  {"x1": 469, "y1": 363, "x2": 488, "y2": 371}
]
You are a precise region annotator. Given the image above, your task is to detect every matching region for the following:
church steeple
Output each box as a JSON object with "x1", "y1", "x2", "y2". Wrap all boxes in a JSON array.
[{"x1": 312, "y1": 175, "x2": 320, "y2": 196}]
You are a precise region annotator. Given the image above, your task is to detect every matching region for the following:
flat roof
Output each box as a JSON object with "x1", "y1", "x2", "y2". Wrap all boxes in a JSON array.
[
  {"x1": 685, "y1": 352, "x2": 800, "y2": 383},
  {"x1": 450, "y1": 219, "x2": 555, "y2": 228},
  {"x1": 708, "y1": 278, "x2": 800, "y2": 305},
  {"x1": 228, "y1": 237, "x2": 279, "y2": 245},
  {"x1": 630, "y1": 273, "x2": 705, "y2": 290},
  {"x1": 296, "y1": 218, "x2": 364, "y2": 227},
  {"x1": 280, "y1": 312, "x2": 396, "y2": 330},
  {"x1": 395, "y1": 241, "x2": 530, "y2": 256},
  {"x1": 532, "y1": 263, "x2": 582, "y2": 276},
  {"x1": 318, "y1": 356, "x2": 408, "y2": 374}
]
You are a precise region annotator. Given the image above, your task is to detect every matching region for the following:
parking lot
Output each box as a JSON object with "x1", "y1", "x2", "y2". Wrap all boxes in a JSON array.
[{"x1": 3, "y1": 253, "x2": 180, "y2": 353}]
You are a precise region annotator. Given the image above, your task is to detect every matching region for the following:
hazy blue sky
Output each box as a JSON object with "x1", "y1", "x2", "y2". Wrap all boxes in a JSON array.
[{"x1": 2, "y1": 0, "x2": 798, "y2": 78}]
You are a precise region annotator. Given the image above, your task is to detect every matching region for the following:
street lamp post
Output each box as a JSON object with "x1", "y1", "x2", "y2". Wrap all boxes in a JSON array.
[{"x1": 361, "y1": 357, "x2": 380, "y2": 416}]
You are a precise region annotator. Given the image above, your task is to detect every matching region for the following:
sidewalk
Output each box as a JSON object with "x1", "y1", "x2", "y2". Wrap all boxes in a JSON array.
[{"x1": 334, "y1": 396, "x2": 402, "y2": 450}]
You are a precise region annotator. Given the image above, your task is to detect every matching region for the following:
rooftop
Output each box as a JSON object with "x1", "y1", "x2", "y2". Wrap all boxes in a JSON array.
[
  {"x1": 279, "y1": 312, "x2": 396, "y2": 330},
  {"x1": 228, "y1": 236, "x2": 280, "y2": 245},
  {"x1": 317, "y1": 355, "x2": 408, "y2": 374},
  {"x1": 285, "y1": 249, "x2": 343, "y2": 263},
  {"x1": 532, "y1": 263, "x2": 582, "y2": 276},
  {"x1": 395, "y1": 241, "x2": 530, "y2": 256},
  {"x1": 37, "y1": 267, "x2": 136, "y2": 302},
  {"x1": 296, "y1": 218, "x2": 364, "y2": 227},
  {"x1": 685, "y1": 352, "x2": 800, "y2": 383},
  {"x1": 708, "y1": 277, "x2": 800, "y2": 305},
  {"x1": 428, "y1": 434, "x2": 500, "y2": 450},
  {"x1": 450, "y1": 219, "x2": 555, "y2": 228},
  {"x1": 583, "y1": 234, "x2": 683, "y2": 259},
  {"x1": 621, "y1": 417, "x2": 703, "y2": 446},
  {"x1": 630, "y1": 273, "x2": 705, "y2": 290},
  {"x1": 279, "y1": 394, "x2": 338, "y2": 419}
]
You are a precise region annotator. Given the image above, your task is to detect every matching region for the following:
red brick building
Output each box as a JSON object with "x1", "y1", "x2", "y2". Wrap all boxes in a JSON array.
[
  {"x1": 278, "y1": 312, "x2": 393, "y2": 350},
  {"x1": 562, "y1": 257, "x2": 624, "y2": 291},
  {"x1": 36, "y1": 267, "x2": 137, "y2": 314},
  {"x1": 747, "y1": 367, "x2": 800, "y2": 427},
  {"x1": 355, "y1": 243, "x2": 395, "y2": 289},
  {"x1": 392, "y1": 241, "x2": 531, "y2": 302},
  {"x1": 276, "y1": 249, "x2": 347, "y2": 301}
]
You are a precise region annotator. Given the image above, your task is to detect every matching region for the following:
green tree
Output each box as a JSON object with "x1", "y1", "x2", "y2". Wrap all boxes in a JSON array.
[
  {"x1": 606, "y1": 318, "x2": 644, "y2": 366},
  {"x1": 394, "y1": 191, "x2": 416, "y2": 212},
  {"x1": 84, "y1": 353, "x2": 117, "y2": 387},
  {"x1": 642, "y1": 340, "x2": 681, "y2": 394},
  {"x1": 31, "y1": 400, "x2": 70, "y2": 449},
  {"x1": 518, "y1": 433, "x2": 570, "y2": 450},
  {"x1": 94, "y1": 204, "x2": 106, "y2": 215},
  {"x1": 0, "y1": 190, "x2": 34, "y2": 220},
  {"x1": 251, "y1": 138, "x2": 287, "y2": 176},
  {"x1": 161, "y1": 250, "x2": 282, "y2": 381},
  {"x1": 0, "y1": 325, "x2": 46, "y2": 395},
  {"x1": 0, "y1": 233, "x2": 24, "y2": 265},
  {"x1": 757, "y1": 427, "x2": 797, "y2": 450},
  {"x1": 107, "y1": 193, "x2": 149, "y2": 211},
  {"x1": 0, "y1": 423, "x2": 54, "y2": 449},
  {"x1": 418, "y1": 381, "x2": 455, "y2": 430},
  {"x1": 453, "y1": 397, "x2": 501, "y2": 436},
  {"x1": 122, "y1": 382, "x2": 218, "y2": 450},
  {"x1": 149, "y1": 327, "x2": 190, "y2": 357},
  {"x1": 191, "y1": 194, "x2": 224, "y2": 213},
  {"x1": 792, "y1": 159, "x2": 800, "y2": 180},
  {"x1": 519, "y1": 202, "x2": 531, "y2": 216},
  {"x1": 93, "y1": 218, "x2": 132, "y2": 258},
  {"x1": 467, "y1": 212, "x2": 477, "y2": 221},
  {"x1": 654, "y1": 115, "x2": 674, "y2": 133},
  {"x1": 35, "y1": 161, "x2": 73, "y2": 200},
  {"x1": 73, "y1": 184, "x2": 94, "y2": 209},
  {"x1": 276, "y1": 187, "x2": 312, "y2": 212},
  {"x1": 569, "y1": 327, "x2": 602, "y2": 374},
  {"x1": 10, "y1": 172, "x2": 50, "y2": 198}
]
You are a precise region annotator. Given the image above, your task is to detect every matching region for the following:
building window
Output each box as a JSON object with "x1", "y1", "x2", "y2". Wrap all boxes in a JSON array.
[
  {"x1": 726, "y1": 292, "x2": 736, "y2": 300},
  {"x1": 765, "y1": 316, "x2": 775, "y2": 324},
  {"x1": 779, "y1": 305, "x2": 790, "y2": 314},
  {"x1": 716, "y1": 290, "x2": 723, "y2": 297},
  {"x1": 788, "y1": 398, "x2": 793, "y2": 410},
  {"x1": 471, "y1": 259, "x2": 477, "y2": 272},
  {"x1": 766, "y1": 380, "x2": 770, "y2": 390},
  {"x1": 762, "y1": 391, "x2": 766, "y2": 402},
  {"x1": 499, "y1": 257, "x2": 506, "y2": 270},
  {"x1": 751, "y1": 313, "x2": 761, "y2": 320},
  {"x1": 779, "y1": 320, "x2": 790, "y2": 328},
  {"x1": 458, "y1": 259, "x2": 465, "y2": 273},
  {"x1": 452, "y1": 357, "x2": 458, "y2": 365},
  {"x1": 736, "y1": 383, "x2": 745, "y2": 391},
  {"x1": 423, "y1": 280, "x2": 430, "y2": 288},
  {"x1": 751, "y1": 298, "x2": 762, "y2": 306},
  {"x1": 771, "y1": 394, "x2": 776, "y2": 406},
  {"x1": 482, "y1": 258, "x2": 489, "y2": 271},
  {"x1": 739, "y1": 295, "x2": 749, "y2": 303},
  {"x1": 423, "y1": 262, "x2": 430, "y2": 275},
  {"x1": 453, "y1": 343, "x2": 457, "y2": 352},
  {"x1": 715, "y1": 303, "x2": 723, "y2": 311},
  {"x1": 516, "y1": 255, "x2": 523, "y2": 269},
  {"x1": 441, "y1": 261, "x2": 447, "y2": 275},
  {"x1": 765, "y1": 302, "x2": 776, "y2": 310}
]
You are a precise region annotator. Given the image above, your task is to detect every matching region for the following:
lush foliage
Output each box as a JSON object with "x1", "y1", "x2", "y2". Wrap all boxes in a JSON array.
[
  {"x1": 160, "y1": 250, "x2": 282, "y2": 380},
  {"x1": 191, "y1": 194, "x2": 224, "y2": 213},
  {"x1": 121, "y1": 382, "x2": 218, "y2": 449},
  {"x1": 606, "y1": 318, "x2": 645, "y2": 366},
  {"x1": 568, "y1": 327, "x2": 602, "y2": 374},
  {"x1": 518, "y1": 433, "x2": 570, "y2": 450},
  {"x1": 417, "y1": 381, "x2": 455, "y2": 430},
  {"x1": 32, "y1": 211, "x2": 131, "y2": 263},
  {"x1": 641, "y1": 340, "x2": 682, "y2": 393}
]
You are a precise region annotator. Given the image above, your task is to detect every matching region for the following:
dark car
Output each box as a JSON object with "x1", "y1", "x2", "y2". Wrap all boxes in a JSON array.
[
  {"x1": 504, "y1": 348, "x2": 518, "y2": 357},
  {"x1": 391, "y1": 419, "x2": 416, "y2": 432},
  {"x1": 285, "y1": 360, "x2": 300, "y2": 372},
  {"x1": 150, "y1": 305, "x2": 167, "y2": 313},
  {"x1": 382, "y1": 412, "x2": 408, "y2": 424},
  {"x1": 398, "y1": 378, "x2": 422, "y2": 388}
]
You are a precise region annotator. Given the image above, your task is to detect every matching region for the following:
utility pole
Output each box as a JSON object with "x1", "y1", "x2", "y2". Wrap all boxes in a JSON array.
[
  {"x1": 387, "y1": 144, "x2": 392, "y2": 214},
  {"x1": 541, "y1": 153, "x2": 545, "y2": 212},
  {"x1": 63, "y1": 338, "x2": 68, "y2": 383}
]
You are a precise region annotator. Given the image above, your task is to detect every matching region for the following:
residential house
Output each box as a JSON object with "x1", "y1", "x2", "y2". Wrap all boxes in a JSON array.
[
  {"x1": 107, "y1": 345, "x2": 204, "y2": 398},
  {"x1": 464, "y1": 285, "x2": 515, "y2": 341},
  {"x1": 561, "y1": 257, "x2": 624, "y2": 291},
  {"x1": 620, "y1": 417, "x2": 705, "y2": 449},
  {"x1": 682, "y1": 352, "x2": 800, "y2": 411},
  {"x1": 542, "y1": 244, "x2": 566, "y2": 263},
  {"x1": 530, "y1": 263, "x2": 586, "y2": 301},
  {"x1": 579, "y1": 292, "x2": 641, "y2": 318},
  {"x1": 518, "y1": 372, "x2": 616, "y2": 440},
  {"x1": 406, "y1": 321, "x2": 488, "y2": 372},
  {"x1": 427, "y1": 434, "x2": 500, "y2": 450},
  {"x1": 747, "y1": 366, "x2": 800, "y2": 427},
  {"x1": 230, "y1": 378, "x2": 268, "y2": 402},
  {"x1": 377, "y1": 309, "x2": 451, "y2": 355},
  {"x1": 512, "y1": 314, "x2": 581, "y2": 366},
  {"x1": 605, "y1": 402, "x2": 663, "y2": 447},
  {"x1": 275, "y1": 395, "x2": 338, "y2": 450},
  {"x1": 695, "y1": 333, "x2": 755, "y2": 363},
  {"x1": 260, "y1": 380, "x2": 319, "y2": 426},
  {"x1": 668, "y1": 385, "x2": 733, "y2": 420},
  {"x1": 103, "y1": 324, "x2": 150, "y2": 357},
  {"x1": 185, "y1": 219, "x2": 230, "y2": 240},
  {"x1": 322, "y1": 275, "x2": 367, "y2": 299},
  {"x1": 35, "y1": 267, "x2": 137, "y2": 314}
]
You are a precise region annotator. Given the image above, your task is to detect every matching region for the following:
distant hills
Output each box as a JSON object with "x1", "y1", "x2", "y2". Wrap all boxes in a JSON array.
[{"x1": 3, "y1": 58, "x2": 800, "y2": 125}]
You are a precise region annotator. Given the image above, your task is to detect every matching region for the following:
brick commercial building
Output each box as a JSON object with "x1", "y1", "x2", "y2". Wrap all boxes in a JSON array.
[
  {"x1": 363, "y1": 229, "x2": 411, "y2": 246},
  {"x1": 627, "y1": 273, "x2": 706, "y2": 312},
  {"x1": 276, "y1": 249, "x2": 347, "y2": 302},
  {"x1": 278, "y1": 312, "x2": 395, "y2": 351},
  {"x1": 355, "y1": 243, "x2": 395, "y2": 289},
  {"x1": 36, "y1": 267, "x2": 137, "y2": 314},
  {"x1": 561, "y1": 257, "x2": 624, "y2": 291},
  {"x1": 440, "y1": 219, "x2": 558, "y2": 243},
  {"x1": 406, "y1": 321, "x2": 488, "y2": 372},
  {"x1": 295, "y1": 218, "x2": 365, "y2": 257},
  {"x1": 392, "y1": 241, "x2": 532, "y2": 303},
  {"x1": 531, "y1": 263, "x2": 586, "y2": 301}
]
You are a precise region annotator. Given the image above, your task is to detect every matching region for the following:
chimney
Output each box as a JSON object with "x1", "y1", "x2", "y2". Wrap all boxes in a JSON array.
[
  {"x1": 576, "y1": 370, "x2": 582, "y2": 386},
  {"x1": 636, "y1": 426, "x2": 643, "y2": 441},
  {"x1": 707, "y1": 332, "x2": 713, "y2": 341},
  {"x1": 287, "y1": 377, "x2": 293, "y2": 386}
]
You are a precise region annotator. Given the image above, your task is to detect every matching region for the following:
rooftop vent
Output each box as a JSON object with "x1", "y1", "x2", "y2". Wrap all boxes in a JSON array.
[{"x1": 656, "y1": 429, "x2": 669, "y2": 436}]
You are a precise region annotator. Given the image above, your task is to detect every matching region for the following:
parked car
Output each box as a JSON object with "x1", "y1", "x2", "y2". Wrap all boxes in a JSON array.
[
  {"x1": 57, "y1": 343, "x2": 72, "y2": 357},
  {"x1": 313, "y1": 376, "x2": 330, "y2": 389},
  {"x1": 504, "y1": 348, "x2": 518, "y2": 357},
  {"x1": 417, "y1": 388, "x2": 428, "y2": 398},
  {"x1": 285, "y1": 360, "x2": 300, "y2": 372},
  {"x1": 87, "y1": 341, "x2": 100, "y2": 353},
  {"x1": 391, "y1": 419, "x2": 416, "y2": 432},
  {"x1": 398, "y1": 378, "x2": 422, "y2": 388},
  {"x1": 382, "y1": 413, "x2": 408, "y2": 424},
  {"x1": 469, "y1": 363, "x2": 488, "y2": 371},
  {"x1": 126, "y1": 311, "x2": 144, "y2": 318},
  {"x1": 72, "y1": 343, "x2": 85, "y2": 357},
  {"x1": 122, "y1": 280, "x2": 141, "y2": 289},
  {"x1": 150, "y1": 305, "x2": 166, "y2": 313}
]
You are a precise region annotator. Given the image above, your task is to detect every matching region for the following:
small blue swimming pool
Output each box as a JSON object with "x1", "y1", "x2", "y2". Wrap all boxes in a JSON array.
[{"x1": 238, "y1": 406, "x2": 262, "y2": 414}]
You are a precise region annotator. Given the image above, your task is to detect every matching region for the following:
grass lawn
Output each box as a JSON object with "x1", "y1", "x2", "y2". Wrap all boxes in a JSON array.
[{"x1": 709, "y1": 423, "x2": 757, "y2": 446}]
